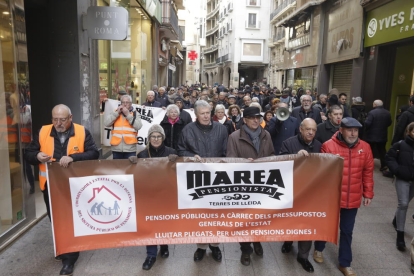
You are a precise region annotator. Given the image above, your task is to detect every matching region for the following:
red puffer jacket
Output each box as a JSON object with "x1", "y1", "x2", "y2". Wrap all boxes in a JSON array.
[{"x1": 321, "y1": 132, "x2": 374, "y2": 209}]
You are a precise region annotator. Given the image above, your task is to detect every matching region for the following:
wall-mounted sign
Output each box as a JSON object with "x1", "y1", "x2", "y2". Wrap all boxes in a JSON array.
[
  {"x1": 86, "y1": 6, "x2": 128, "y2": 40},
  {"x1": 325, "y1": 0, "x2": 363, "y2": 64},
  {"x1": 188, "y1": 51, "x2": 198, "y2": 60},
  {"x1": 365, "y1": 0, "x2": 414, "y2": 47},
  {"x1": 189, "y1": 61, "x2": 196, "y2": 65}
]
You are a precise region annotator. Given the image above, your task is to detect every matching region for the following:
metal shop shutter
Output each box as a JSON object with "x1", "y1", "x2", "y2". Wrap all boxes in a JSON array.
[{"x1": 332, "y1": 60, "x2": 353, "y2": 97}]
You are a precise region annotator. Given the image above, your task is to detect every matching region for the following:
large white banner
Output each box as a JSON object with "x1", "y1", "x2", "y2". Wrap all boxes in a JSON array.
[
  {"x1": 103, "y1": 99, "x2": 196, "y2": 151},
  {"x1": 176, "y1": 162, "x2": 294, "y2": 210}
]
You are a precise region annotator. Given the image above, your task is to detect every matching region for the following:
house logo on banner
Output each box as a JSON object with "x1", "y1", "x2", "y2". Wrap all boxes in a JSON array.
[
  {"x1": 69, "y1": 175, "x2": 137, "y2": 237},
  {"x1": 177, "y1": 162, "x2": 294, "y2": 209}
]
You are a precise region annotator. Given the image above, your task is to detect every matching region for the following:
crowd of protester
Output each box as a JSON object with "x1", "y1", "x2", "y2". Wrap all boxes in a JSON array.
[{"x1": 26, "y1": 82, "x2": 414, "y2": 276}]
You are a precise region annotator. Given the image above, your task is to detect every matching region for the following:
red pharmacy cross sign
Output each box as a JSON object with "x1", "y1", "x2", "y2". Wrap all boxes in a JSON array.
[{"x1": 188, "y1": 51, "x2": 198, "y2": 61}]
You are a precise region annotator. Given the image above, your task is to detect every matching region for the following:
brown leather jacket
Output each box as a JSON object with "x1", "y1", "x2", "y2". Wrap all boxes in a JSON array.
[{"x1": 226, "y1": 126, "x2": 274, "y2": 159}]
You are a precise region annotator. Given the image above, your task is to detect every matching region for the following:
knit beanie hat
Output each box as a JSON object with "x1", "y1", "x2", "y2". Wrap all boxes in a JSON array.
[{"x1": 147, "y1": 124, "x2": 165, "y2": 141}]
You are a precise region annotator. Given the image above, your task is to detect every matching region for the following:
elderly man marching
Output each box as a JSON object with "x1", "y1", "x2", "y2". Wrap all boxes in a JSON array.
[
  {"x1": 178, "y1": 100, "x2": 228, "y2": 262},
  {"x1": 314, "y1": 117, "x2": 374, "y2": 276},
  {"x1": 25, "y1": 104, "x2": 99, "y2": 276},
  {"x1": 226, "y1": 106, "x2": 274, "y2": 266},
  {"x1": 104, "y1": 95, "x2": 142, "y2": 159}
]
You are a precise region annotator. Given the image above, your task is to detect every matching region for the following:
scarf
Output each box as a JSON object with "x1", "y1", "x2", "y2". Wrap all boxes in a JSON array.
[
  {"x1": 218, "y1": 116, "x2": 227, "y2": 124},
  {"x1": 196, "y1": 120, "x2": 213, "y2": 132},
  {"x1": 168, "y1": 117, "x2": 179, "y2": 125},
  {"x1": 147, "y1": 143, "x2": 166, "y2": 158},
  {"x1": 243, "y1": 124, "x2": 261, "y2": 153}
]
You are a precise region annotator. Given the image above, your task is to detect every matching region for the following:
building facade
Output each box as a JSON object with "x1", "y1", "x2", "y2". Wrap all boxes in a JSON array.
[{"x1": 201, "y1": 0, "x2": 271, "y2": 88}]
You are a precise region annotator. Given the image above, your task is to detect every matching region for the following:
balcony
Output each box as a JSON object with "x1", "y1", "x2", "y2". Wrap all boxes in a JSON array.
[
  {"x1": 204, "y1": 44, "x2": 218, "y2": 54},
  {"x1": 222, "y1": 53, "x2": 231, "y2": 62},
  {"x1": 216, "y1": 57, "x2": 222, "y2": 64},
  {"x1": 288, "y1": 33, "x2": 310, "y2": 50},
  {"x1": 205, "y1": 62, "x2": 218, "y2": 68},
  {"x1": 267, "y1": 38, "x2": 275, "y2": 48},
  {"x1": 206, "y1": 24, "x2": 219, "y2": 36},
  {"x1": 273, "y1": 29, "x2": 286, "y2": 44},
  {"x1": 161, "y1": 0, "x2": 179, "y2": 37},
  {"x1": 207, "y1": 4, "x2": 219, "y2": 19},
  {"x1": 270, "y1": 0, "x2": 296, "y2": 23}
]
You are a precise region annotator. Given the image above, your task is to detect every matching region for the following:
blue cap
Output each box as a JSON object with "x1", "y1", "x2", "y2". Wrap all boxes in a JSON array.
[{"x1": 340, "y1": 117, "x2": 362, "y2": 128}]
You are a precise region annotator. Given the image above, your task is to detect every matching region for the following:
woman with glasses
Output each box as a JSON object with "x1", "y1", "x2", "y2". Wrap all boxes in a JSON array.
[
  {"x1": 160, "y1": 105, "x2": 186, "y2": 150},
  {"x1": 137, "y1": 124, "x2": 176, "y2": 270}
]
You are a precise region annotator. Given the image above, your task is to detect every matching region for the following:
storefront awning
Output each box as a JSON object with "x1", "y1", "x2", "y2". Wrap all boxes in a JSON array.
[{"x1": 276, "y1": 0, "x2": 327, "y2": 27}]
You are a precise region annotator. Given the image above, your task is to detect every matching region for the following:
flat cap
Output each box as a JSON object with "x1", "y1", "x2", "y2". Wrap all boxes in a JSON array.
[{"x1": 340, "y1": 117, "x2": 362, "y2": 128}]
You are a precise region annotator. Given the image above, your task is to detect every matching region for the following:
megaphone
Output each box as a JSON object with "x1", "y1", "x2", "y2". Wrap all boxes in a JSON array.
[{"x1": 276, "y1": 107, "x2": 290, "y2": 121}]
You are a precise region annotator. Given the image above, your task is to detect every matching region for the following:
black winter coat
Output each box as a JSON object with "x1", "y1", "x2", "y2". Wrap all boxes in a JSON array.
[
  {"x1": 179, "y1": 109, "x2": 193, "y2": 125},
  {"x1": 291, "y1": 106, "x2": 322, "y2": 124},
  {"x1": 392, "y1": 106, "x2": 414, "y2": 144},
  {"x1": 279, "y1": 134, "x2": 322, "y2": 155},
  {"x1": 160, "y1": 116, "x2": 186, "y2": 150},
  {"x1": 137, "y1": 143, "x2": 177, "y2": 158},
  {"x1": 156, "y1": 94, "x2": 169, "y2": 107},
  {"x1": 365, "y1": 106, "x2": 392, "y2": 143},
  {"x1": 25, "y1": 123, "x2": 99, "y2": 165},
  {"x1": 386, "y1": 135, "x2": 414, "y2": 181},
  {"x1": 177, "y1": 121, "x2": 228, "y2": 157},
  {"x1": 316, "y1": 120, "x2": 339, "y2": 144}
]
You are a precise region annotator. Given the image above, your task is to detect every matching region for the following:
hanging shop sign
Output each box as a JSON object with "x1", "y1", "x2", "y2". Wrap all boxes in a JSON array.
[
  {"x1": 86, "y1": 6, "x2": 128, "y2": 40},
  {"x1": 325, "y1": 0, "x2": 363, "y2": 64},
  {"x1": 365, "y1": 0, "x2": 414, "y2": 47}
]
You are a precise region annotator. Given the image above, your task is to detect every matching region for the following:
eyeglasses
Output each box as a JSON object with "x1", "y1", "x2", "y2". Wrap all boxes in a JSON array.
[
  {"x1": 52, "y1": 117, "x2": 69, "y2": 123},
  {"x1": 149, "y1": 135, "x2": 163, "y2": 140},
  {"x1": 121, "y1": 101, "x2": 132, "y2": 104}
]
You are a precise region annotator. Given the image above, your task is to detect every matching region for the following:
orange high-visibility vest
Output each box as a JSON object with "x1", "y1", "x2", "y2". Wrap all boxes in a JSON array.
[
  {"x1": 0, "y1": 116, "x2": 18, "y2": 143},
  {"x1": 110, "y1": 112, "x2": 138, "y2": 145},
  {"x1": 260, "y1": 120, "x2": 266, "y2": 129},
  {"x1": 38, "y1": 123, "x2": 85, "y2": 190}
]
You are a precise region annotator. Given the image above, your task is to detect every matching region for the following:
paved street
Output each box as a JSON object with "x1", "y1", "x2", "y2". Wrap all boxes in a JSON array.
[{"x1": 0, "y1": 160, "x2": 413, "y2": 276}]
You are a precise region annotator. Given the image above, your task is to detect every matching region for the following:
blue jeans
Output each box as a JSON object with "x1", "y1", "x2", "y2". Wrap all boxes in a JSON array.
[
  {"x1": 314, "y1": 208, "x2": 358, "y2": 267},
  {"x1": 112, "y1": 151, "x2": 136, "y2": 160},
  {"x1": 146, "y1": 245, "x2": 168, "y2": 257}
]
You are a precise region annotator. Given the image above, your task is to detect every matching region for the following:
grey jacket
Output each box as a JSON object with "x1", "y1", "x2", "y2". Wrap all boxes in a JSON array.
[
  {"x1": 104, "y1": 110, "x2": 142, "y2": 152},
  {"x1": 177, "y1": 121, "x2": 228, "y2": 157}
]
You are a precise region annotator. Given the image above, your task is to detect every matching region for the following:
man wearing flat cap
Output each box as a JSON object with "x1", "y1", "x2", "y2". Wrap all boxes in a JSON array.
[
  {"x1": 226, "y1": 106, "x2": 274, "y2": 266},
  {"x1": 313, "y1": 117, "x2": 374, "y2": 276}
]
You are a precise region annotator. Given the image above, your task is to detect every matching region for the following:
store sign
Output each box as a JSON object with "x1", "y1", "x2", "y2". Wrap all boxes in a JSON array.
[
  {"x1": 325, "y1": 0, "x2": 363, "y2": 64},
  {"x1": 86, "y1": 7, "x2": 128, "y2": 40},
  {"x1": 365, "y1": 0, "x2": 414, "y2": 47}
]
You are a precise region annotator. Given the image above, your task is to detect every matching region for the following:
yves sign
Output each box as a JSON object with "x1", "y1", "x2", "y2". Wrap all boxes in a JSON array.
[
  {"x1": 86, "y1": 6, "x2": 128, "y2": 40},
  {"x1": 365, "y1": 0, "x2": 414, "y2": 47}
]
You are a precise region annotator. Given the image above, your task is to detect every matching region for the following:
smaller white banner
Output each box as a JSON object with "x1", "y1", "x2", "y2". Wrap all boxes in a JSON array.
[
  {"x1": 177, "y1": 162, "x2": 294, "y2": 209},
  {"x1": 69, "y1": 175, "x2": 137, "y2": 237},
  {"x1": 103, "y1": 99, "x2": 196, "y2": 151}
]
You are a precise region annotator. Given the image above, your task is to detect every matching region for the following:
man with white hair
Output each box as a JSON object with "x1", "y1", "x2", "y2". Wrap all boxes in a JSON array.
[
  {"x1": 291, "y1": 94, "x2": 322, "y2": 125},
  {"x1": 142, "y1": 91, "x2": 161, "y2": 107},
  {"x1": 105, "y1": 95, "x2": 143, "y2": 159},
  {"x1": 365, "y1": 99, "x2": 392, "y2": 171},
  {"x1": 177, "y1": 100, "x2": 228, "y2": 263}
]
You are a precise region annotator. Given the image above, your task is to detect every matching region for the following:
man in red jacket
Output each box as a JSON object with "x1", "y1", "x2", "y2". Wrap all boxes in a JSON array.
[{"x1": 313, "y1": 117, "x2": 374, "y2": 276}]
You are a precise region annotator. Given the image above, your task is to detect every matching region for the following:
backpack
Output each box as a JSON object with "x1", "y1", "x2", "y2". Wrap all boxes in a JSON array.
[{"x1": 357, "y1": 110, "x2": 368, "y2": 125}]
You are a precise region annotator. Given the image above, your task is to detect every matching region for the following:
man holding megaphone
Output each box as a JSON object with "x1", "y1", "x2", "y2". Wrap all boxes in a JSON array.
[{"x1": 268, "y1": 103, "x2": 299, "y2": 155}]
